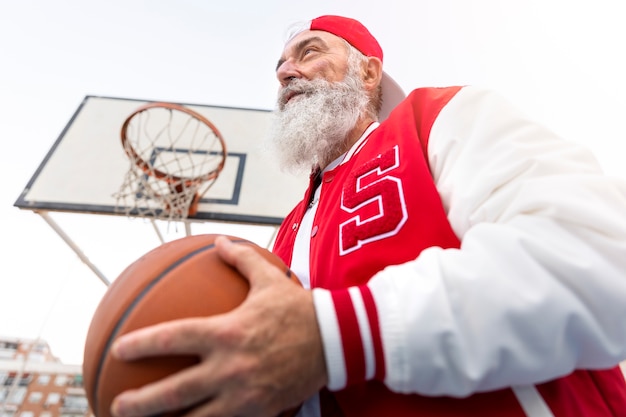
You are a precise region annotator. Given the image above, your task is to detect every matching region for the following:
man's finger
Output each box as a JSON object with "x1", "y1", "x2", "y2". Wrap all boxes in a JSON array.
[
  {"x1": 215, "y1": 235, "x2": 277, "y2": 282},
  {"x1": 111, "y1": 317, "x2": 215, "y2": 360},
  {"x1": 111, "y1": 360, "x2": 218, "y2": 417}
]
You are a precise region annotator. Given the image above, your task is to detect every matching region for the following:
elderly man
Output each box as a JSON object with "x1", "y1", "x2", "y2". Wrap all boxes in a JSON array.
[{"x1": 111, "y1": 15, "x2": 626, "y2": 417}]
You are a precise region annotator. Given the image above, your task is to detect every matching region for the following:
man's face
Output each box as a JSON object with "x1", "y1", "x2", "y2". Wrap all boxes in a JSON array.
[
  {"x1": 265, "y1": 33, "x2": 370, "y2": 173},
  {"x1": 276, "y1": 30, "x2": 351, "y2": 99}
]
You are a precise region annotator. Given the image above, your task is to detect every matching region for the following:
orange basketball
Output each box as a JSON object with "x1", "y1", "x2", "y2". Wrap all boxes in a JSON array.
[{"x1": 82, "y1": 234, "x2": 301, "y2": 417}]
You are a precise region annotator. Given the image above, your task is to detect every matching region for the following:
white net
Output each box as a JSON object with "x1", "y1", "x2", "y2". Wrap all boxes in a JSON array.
[{"x1": 114, "y1": 103, "x2": 226, "y2": 222}]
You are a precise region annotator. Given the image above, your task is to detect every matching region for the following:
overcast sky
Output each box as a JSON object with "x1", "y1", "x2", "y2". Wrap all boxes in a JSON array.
[{"x1": 1, "y1": 0, "x2": 625, "y2": 365}]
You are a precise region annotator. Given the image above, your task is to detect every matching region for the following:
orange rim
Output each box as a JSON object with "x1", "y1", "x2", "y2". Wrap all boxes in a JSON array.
[{"x1": 120, "y1": 102, "x2": 227, "y2": 187}]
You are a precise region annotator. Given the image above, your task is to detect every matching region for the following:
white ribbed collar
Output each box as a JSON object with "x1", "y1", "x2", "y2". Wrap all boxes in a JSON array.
[{"x1": 341, "y1": 122, "x2": 380, "y2": 166}]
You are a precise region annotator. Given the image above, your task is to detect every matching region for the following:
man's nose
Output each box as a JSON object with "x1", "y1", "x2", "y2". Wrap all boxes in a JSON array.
[{"x1": 276, "y1": 60, "x2": 300, "y2": 87}]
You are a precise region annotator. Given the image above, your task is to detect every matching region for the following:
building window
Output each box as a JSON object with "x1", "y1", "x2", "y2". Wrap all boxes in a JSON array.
[
  {"x1": 28, "y1": 392, "x2": 43, "y2": 404},
  {"x1": 0, "y1": 341, "x2": 18, "y2": 350},
  {"x1": 0, "y1": 350, "x2": 15, "y2": 360},
  {"x1": 1, "y1": 387, "x2": 27, "y2": 405},
  {"x1": 27, "y1": 352, "x2": 45, "y2": 363},
  {"x1": 69, "y1": 375, "x2": 83, "y2": 388},
  {"x1": 40, "y1": 412, "x2": 52, "y2": 417},
  {"x1": 0, "y1": 341, "x2": 19, "y2": 360},
  {"x1": 2, "y1": 374, "x2": 15, "y2": 387},
  {"x1": 19, "y1": 412, "x2": 34, "y2": 417},
  {"x1": 1, "y1": 373, "x2": 31, "y2": 387},
  {"x1": 45, "y1": 392, "x2": 60, "y2": 406},
  {"x1": 20, "y1": 374, "x2": 32, "y2": 386},
  {"x1": 33, "y1": 342, "x2": 49, "y2": 353},
  {"x1": 37, "y1": 375, "x2": 50, "y2": 386},
  {"x1": 54, "y1": 375, "x2": 68, "y2": 386},
  {"x1": 62, "y1": 394, "x2": 89, "y2": 413}
]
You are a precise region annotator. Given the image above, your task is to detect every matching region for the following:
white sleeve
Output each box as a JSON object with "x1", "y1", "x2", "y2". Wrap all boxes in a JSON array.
[{"x1": 365, "y1": 86, "x2": 626, "y2": 396}]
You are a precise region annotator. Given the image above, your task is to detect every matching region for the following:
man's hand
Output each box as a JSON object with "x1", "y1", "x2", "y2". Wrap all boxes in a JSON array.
[{"x1": 110, "y1": 235, "x2": 328, "y2": 417}]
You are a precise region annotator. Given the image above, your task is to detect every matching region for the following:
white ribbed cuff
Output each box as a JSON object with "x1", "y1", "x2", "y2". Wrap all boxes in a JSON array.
[{"x1": 312, "y1": 287, "x2": 347, "y2": 390}]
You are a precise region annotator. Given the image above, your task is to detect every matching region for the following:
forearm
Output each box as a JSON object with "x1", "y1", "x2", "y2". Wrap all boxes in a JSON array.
[{"x1": 371, "y1": 214, "x2": 626, "y2": 395}]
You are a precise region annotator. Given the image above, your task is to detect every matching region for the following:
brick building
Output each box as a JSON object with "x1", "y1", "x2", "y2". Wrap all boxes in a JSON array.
[{"x1": 0, "y1": 338, "x2": 91, "y2": 417}]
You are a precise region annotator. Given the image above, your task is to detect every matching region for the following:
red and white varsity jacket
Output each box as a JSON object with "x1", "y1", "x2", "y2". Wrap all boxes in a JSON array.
[{"x1": 273, "y1": 86, "x2": 626, "y2": 416}]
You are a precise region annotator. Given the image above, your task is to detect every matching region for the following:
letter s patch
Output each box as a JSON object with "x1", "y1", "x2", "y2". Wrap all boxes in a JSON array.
[{"x1": 339, "y1": 146, "x2": 408, "y2": 255}]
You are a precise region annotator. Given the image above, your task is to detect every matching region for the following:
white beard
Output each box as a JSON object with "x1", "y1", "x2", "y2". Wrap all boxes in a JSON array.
[{"x1": 265, "y1": 74, "x2": 370, "y2": 173}]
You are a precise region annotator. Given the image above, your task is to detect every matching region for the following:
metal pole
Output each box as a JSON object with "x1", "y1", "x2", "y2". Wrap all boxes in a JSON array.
[
  {"x1": 36, "y1": 211, "x2": 111, "y2": 287},
  {"x1": 150, "y1": 219, "x2": 165, "y2": 244},
  {"x1": 266, "y1": 226, "x2": 279, "y2": 250}
]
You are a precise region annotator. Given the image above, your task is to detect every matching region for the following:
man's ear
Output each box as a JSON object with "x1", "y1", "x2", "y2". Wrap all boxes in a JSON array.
[{"x1": 363, "y1": 56, "x2": 383, "y2": 92}]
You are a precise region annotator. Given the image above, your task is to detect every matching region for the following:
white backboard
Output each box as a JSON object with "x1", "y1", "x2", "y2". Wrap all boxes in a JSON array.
[{"x1": 15, "y1": 96, "x2": 307, "y2": 225}]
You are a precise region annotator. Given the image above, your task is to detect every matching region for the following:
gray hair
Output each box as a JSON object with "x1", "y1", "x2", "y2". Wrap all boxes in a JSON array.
[{"x1": 344, "y1": 40, "x2": 383, "y2": 120}]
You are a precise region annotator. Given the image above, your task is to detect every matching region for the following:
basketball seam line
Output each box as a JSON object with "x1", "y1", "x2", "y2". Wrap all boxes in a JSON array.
[{"x1": 91, "y1": 239, "x2": 250, "y2": 413}]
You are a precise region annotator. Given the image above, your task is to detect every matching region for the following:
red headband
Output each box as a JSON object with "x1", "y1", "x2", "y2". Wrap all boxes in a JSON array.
[{"x1": 310, "y1": 15, "x2": 384, "y2": 62}]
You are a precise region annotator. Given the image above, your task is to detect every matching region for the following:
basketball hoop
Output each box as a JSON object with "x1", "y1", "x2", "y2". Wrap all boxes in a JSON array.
[{"x1": 114, "y1": 102, "x2": 227, "y2": 222}]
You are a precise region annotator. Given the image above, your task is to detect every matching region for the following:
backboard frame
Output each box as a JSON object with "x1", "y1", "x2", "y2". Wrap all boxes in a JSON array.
[{"x1": 14, "y1": 95, "x2": 307, "y2": 226}]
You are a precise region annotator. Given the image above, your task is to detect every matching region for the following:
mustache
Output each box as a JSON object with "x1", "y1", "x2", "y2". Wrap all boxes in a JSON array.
[{"x1": 277, "y1": 79, "x2": 326, "y2": 110}]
